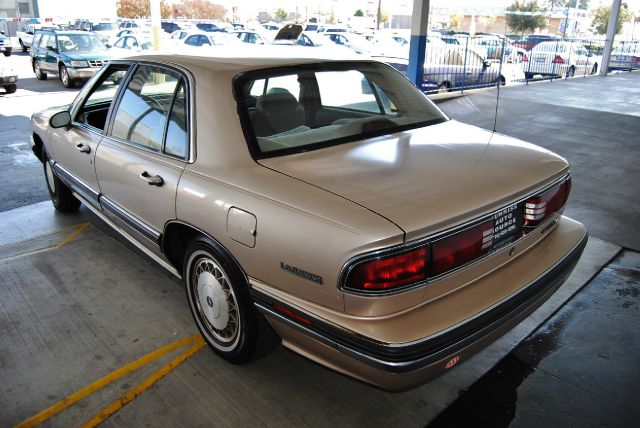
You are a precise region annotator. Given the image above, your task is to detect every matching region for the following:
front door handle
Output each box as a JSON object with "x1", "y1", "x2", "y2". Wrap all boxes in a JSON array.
[
  {"x1": 140, "y1": 171, "x2": 164, "y2": 187},
  {"x1": 76, "y1": 143, "x2": 91, "y2": 153}
]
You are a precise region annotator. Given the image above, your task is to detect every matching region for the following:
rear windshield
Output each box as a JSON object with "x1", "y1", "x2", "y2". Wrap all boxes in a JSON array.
[
  {"x1": 234, "y1": 61, "x2": 447, "y2": 158},
  {"x1": 93, "y1": 23, "x2": 116, "y2": 32}
]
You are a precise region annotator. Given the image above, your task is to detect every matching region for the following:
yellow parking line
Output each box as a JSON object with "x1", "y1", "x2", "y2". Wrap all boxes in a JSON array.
[
  {"x1": 14, "y1": 334, "x2": 203, "y2": 428},
  {"x1": 55, "y1": 223, "x2": 90, "y2": 248},
  {"x1": 81, "y1": 336, "x2": 206, "y2": 428},
  {"x1": 0, "y1": 223, "x2": 90, "y2": 263}
]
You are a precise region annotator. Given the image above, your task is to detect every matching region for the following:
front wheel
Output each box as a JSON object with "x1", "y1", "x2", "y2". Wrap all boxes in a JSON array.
[
  {"x1": 42, "y1": 147, "x2": 80, "y2": 212},
  {"x1": 184, "y1": 238, "x2": 278, "y2": 364},
  {"x1": 59, "y1": 65, "x2": 75, "y2": 88},
  {"x1": 34, "y1": 61, "x2": 47, "y2": 80},
  {"x1": 4, "y1": 84, "x2": 16, "y2": 94},
  {"x1": 2, "y1": 50, "x2": 10, "y2": 57}
]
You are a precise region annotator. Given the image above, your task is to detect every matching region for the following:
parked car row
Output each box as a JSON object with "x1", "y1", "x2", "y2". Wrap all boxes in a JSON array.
[{"x1": 20, "y1": 23, "x2": 634, "y2": 92}]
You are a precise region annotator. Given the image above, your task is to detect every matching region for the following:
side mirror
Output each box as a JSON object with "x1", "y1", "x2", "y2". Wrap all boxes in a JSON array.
[
  {"x1": 483, "y1": 60, "x2": 491, "y2": 68},
  {"x1": 106, "y1": 43, "x2": 112, "y2": 48},
  {"x1": 27, "y1": 31, "x2": 34, "y2": 35},
  {"x1": 50, "y1": 111, "x2": 71, "y2": 129},
  {"x1": 46, "y1": 45, "x2": 57, "y2": 52}
]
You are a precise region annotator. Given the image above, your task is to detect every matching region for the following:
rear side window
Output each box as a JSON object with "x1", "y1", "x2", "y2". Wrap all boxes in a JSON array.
[
  {"x1": 111, "y1": 65, "x2": 189, "y2": 158},
  {"x1": 32, "y1": 33, "x2": 43, "y2": 48}
]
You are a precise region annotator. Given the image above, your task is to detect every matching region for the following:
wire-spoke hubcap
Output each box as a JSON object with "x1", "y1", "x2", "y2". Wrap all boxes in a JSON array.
[
  {"x1": 45, "y1": 161, "x2": 56, "y2": 194},
  {"x1": 193, "y1": 257, "x2": 239, "y2": 344}
]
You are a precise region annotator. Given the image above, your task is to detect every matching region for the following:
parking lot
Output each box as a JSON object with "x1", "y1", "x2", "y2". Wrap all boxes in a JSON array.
[{"x1": 1, "y1": 51, "x2": 639, "y2": 427}]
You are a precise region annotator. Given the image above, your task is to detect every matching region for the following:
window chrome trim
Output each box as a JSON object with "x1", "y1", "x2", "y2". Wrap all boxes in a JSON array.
[
  {"x1": 338, "y1": 173, "x2": 571, "y2": 296},
  {"x1": 103, "y1": 59, "x2": 197, "y2": 164}
]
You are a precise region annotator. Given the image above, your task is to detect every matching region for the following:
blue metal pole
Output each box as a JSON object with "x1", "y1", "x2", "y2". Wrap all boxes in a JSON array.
[{"x1": 407, "y1": 0, "x2": 430, "y2": 91}]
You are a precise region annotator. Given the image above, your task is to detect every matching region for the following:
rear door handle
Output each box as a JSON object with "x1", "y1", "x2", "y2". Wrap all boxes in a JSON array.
[
  {"x1": 140, "y1": 171, "x2": 164, "y2": 187},
  {"x1": 76, "y1": 143, "x2": 91, "y2": 153}
]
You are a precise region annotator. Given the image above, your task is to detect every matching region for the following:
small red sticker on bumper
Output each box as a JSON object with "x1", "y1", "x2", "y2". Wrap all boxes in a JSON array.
[{"x1": 445, "y1": 355, "x2": 461, "y2": 369}]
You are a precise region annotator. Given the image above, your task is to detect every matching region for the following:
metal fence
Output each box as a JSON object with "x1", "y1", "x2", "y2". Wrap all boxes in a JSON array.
[{"x1": 380, "y1": 36, "x2": 639, "y2": 94}]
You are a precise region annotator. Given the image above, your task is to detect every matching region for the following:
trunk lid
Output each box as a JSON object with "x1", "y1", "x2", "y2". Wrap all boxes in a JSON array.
[{"x1": 259, "y1": 120, "x2": 569, "y2": 240}]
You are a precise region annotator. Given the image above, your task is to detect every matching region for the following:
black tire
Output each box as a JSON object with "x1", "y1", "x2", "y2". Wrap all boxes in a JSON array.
[
  {"x1": 59, "y1": 65, "x2": 75, "y2": 88},
  {"x1": 42, "y1": 147, "x2": 81, "y2": 212},
  {"x1": 184, "y1": 237, "x2": 278, "y2": 364},
  {"x1": 3, "y1": 50, "x2": 11, "y2": 57},
  {"x1": 34, "y1": 60, "x2": 47, "y2": 80},
  {"x1": 20, "y1": 39, "x2": 28, "y2": 52},
  {"x1": 437, "y1": 82, "x2": 450, "y2": 93},
  {"x1": 524, "y1": 72, "x2": 534, "y2": 80},
  {"x1": 591, "y1": 63, "x2": 598, "y2": 75},
  {"x1": 4, "y1": 84, "x2": 16, "y2": 94}
]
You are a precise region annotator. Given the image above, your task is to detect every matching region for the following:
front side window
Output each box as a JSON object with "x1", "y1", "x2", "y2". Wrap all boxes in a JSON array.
[
  {"x1": 111, "y1": 65, "x2": 188, "y2": 158},
  {"x1": 74, "y1": 66, "x2": 129, "y2": 131},
  {"x1": 235, "y1": 61, "x2": 447, "y2": 158}
]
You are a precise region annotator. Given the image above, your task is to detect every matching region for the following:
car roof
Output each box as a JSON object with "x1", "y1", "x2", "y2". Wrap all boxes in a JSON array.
[{"x1": 125, "y1": 50, "x2": 364, "y2": 73}]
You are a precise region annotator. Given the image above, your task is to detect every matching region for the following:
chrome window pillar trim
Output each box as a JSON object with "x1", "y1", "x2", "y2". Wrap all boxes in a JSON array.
[
  {"x1": 253, "y1": 231, "x2": 587, "y2": 373},
  {"x1": 104, "y1": 59, "x2": 197, "y2": 164},
  {"x1": 99, "y1": 195, "x2": 161, "y2": 244}
]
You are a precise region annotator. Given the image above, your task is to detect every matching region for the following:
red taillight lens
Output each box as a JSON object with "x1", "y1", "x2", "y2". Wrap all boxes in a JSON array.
[
  {"x1": 347, "y1": 247, "x2": 428, "y2": 291},
  {"x1": 522, "y1": 53, "x2": 528, "y2": 62},
  {"x1": 431, "y1": 219, "x2": 494, "y2": 277},
  {"x1": 552, "y1": 55, "x2": 565, "y2": 64},
  {"x1": 633, "y1": 56, "x2": 640, "y2": 63},
  {"x1": 524, "y1": 178, "x2": 570, "y2": 227}
]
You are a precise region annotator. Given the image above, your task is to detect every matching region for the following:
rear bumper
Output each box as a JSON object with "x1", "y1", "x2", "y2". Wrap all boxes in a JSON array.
[{"x1": 252, "y1": 216, "x2": 587, "y2": 390}]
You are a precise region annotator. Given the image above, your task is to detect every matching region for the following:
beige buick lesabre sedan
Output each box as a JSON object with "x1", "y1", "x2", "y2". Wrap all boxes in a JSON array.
[{"x1": 30, "y1": 53, "x2": 587, "y2": 391}]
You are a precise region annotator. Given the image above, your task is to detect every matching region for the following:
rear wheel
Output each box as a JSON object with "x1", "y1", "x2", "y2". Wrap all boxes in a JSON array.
[
  {"x1": 2, "y1": 50, "x2": 10, "y2": 57},
  {"x1": 184, "y1": 237, "x2": 278, "y2": 364},
  {"x1": 34, "y1": 61, "x2": 47, "y2": 80},
  {"x1": 59, "y1": 65, "x2": 75, "y2": 88},
  {"x1": 42, "y1": 147, "x2": 80, "y2": 212},
  {"x1": 19, "y1": 40, "x2": 28, "y2": 52},
  {"x1": 437, "y1": 82, "x2": 450, "y2": 93},
  {"x1": 4, "y1": 84, "x2": 16, "y2": 94}
]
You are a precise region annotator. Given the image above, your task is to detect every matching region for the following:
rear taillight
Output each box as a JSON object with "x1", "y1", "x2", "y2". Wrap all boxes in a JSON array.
[
  {"x1": 345, "y1": 247, "x2": 428, "y2": 291},
  {"x1": 522, "y1": 53, "x2": 528, "y2": 62},
  {"x1": 431, "y1": 219, "x2": 494, "y2": 277},
  {"x1": 343, "y1": 176, "x2": 571, "y2": 293},
  {"x1": 552, "y1": 55, "x2": 565, "y2": 64},
  {"x1": 524, "y1": 176, "x2": 571, "y2": 227},
  {"x1": 633, "y1": 56, "x2": 640, "y2": 63}
]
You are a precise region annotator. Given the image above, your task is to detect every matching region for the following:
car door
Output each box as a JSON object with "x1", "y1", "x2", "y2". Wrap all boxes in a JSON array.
[
  {"x1": 54, "y1": 64, "x2": 131, "y2": 206},
  {"x1": 95, "y1": 64, "x2": 190, "y2": 253},
  {"x1": 42, "y1": 34, "x2": 58, "y2": 72}
]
